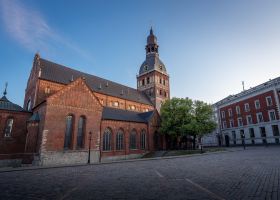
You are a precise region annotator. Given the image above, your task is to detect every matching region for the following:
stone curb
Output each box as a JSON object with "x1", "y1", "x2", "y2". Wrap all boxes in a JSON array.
[{"x1": 0, "y1": 147, "x2": 246, "y2": 173}]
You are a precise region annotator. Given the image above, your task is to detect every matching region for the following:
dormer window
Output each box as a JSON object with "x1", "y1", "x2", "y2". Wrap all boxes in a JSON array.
[
  {"x1": 45, "y1": 87, "x2": 50, "y2": 94},
  {"x1": 159, "y1": 65, "x2": 163, "y2": 70},
  {"x1": 113, "y1": 101, "x2": 119, "y2": 107},
  {"x1": 144, "y1": 65, "x2": 148, "y2": 71}
]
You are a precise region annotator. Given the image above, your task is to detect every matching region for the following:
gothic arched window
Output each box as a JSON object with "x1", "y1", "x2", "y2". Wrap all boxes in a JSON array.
[
  {"x1": 64, "y1": 115, "x2": 74, "y2": 149},
  {"x1": 4, "y1": 117, "x2": 13, "y2": 137},
  {"x1": 130, "y1": 129, "x2": 137, "y2": 149},
  {"x1": 26, "y1": 99, "x2": 31, "y2": 111},
  {"x1": 77, "y1": 116, "x2": 86, "y2": 149},
  {"x1": 103, "y1": 128, "x2": 112, "y2": 151},
  {"x1": 140, "y1": 130, "x2": 146, "y2": 150},
  {"x1": 116, "y1": 129, "x2": 124, "y2": 150}
]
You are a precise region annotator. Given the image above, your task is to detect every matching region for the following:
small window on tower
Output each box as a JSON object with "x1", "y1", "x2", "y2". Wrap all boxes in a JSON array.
[
  {"x1": 163, "y1": 79, "x2": 166, "y2": 85},
  {"x1": 142, "y1": 79, "x2": 145, "y2": 86},
  {"x1": 159, "y1": 66, "x2": 163, "y2": 70},
  {"x1": 147, "y1": 77, "x2": 150, "y2": 84},
  {"x1": 159, "y1": 78, "x2": 162, "y2": 84},
  {"x1": 151, "y1": 47, "x2": 154, "y2": 52},
  {"x1": 144, "y1": 65, "x2": 148, "y2": 71}
]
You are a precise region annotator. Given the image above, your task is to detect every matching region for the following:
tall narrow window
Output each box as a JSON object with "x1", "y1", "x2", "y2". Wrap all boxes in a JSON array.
[
  {"x1": 229, "y1": 120, "x2": 234, "y2": 128},
  {"x1": 228, "y1": 109, "x2": 233, "y2": 117},
  {"x1": 232, "y1": 131, "x2": 236, "y2": 145},
  {"x1": 222, "y1": 121, "x2": 227, "y2": 129},
  {"x1": 4, "y1": 118, "x2": 13, "y2": 137},
  {"x1": 26, "y1": 100, "x2": 31, "y2": 111},
  {"x1": 147, "y1": 77, "x2": 150, "y2": 84},
  {"x1": 268, "y1": 110, "x2": 276, "y2": 121},
  {"x1": 246, "y1": 115, "x2": 253, "y2": 125},
  {"x1": 272, "y1": 125, "x2": 280, "y2": 144},
  {"x1": 221, "y1": 111, "x2": 225, "y2": 119},
  {"x1": 266, "y1": 96, "x2": 273, "y2": 106},
  {"x1": 237, "y1": 117, "x2": 243, "y2": 126},
  {"x1": 140, "y1": 130, "x2": 146, "y2": 150},
  {"x1": 249, "y1": 128, "x2": 255, "y2": 144},
  {"x1": 255, "y1": 100, "x2": 260, "y2": 109},
  {"x1": 260, "y1": 127, "x2": 267, "y2": 144},
  {"x1": 130, "y1": 129, "x2": 137, "y2": 149},
  {"x1": 116, "y1": 129, "x2": 124, "y2": 150},
  {"x1": 77, "y1": 116, "x2": 85, "y2": 149},
  {"x1": 257, "y1": 112, "x2": 264, "y2": 123},
  {"x1": 64, "y1": 115, "x2": 74, "y2": 149},
  {"x1": 103, "y1": 128, "x2": 112, "y2": 151},
  {"x1": 236, "y1": 106, "x2": 241, "y2": 115},
  {"x1": 244, "y1": 103, "x2": 250, "y2": 112}
]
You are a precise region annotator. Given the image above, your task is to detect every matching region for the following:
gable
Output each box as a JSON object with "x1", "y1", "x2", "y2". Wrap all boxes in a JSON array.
[{"x1": 47, "y1": 78, "x2": 102, "y2": 111}]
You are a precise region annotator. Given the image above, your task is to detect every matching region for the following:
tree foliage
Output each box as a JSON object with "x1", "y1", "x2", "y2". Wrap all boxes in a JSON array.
[{"x1": 160, "y1": 97, "x2": 216, "y2": 140}]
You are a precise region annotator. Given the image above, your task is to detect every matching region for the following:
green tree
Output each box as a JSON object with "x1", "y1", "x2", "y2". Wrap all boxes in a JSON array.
[{"x1": 160, "y1": 98, "x2": 217, "y2": 149}]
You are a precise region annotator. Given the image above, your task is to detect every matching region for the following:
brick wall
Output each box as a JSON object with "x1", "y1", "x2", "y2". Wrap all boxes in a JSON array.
[
  {"x1": 0, "y1": 110, "x2": 31, "y2": 154},
  {"x1": 220, "y1": 90, "x2": 278, "y2": 127}
]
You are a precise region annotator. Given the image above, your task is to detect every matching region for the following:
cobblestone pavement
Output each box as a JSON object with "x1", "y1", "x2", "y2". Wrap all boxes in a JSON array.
[{"x1": 0, "y1": 146, "x2": 280, "y2": 200}]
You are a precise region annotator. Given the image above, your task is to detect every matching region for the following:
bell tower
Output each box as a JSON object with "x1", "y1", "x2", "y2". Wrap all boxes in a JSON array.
[{"x1": 137, "y1": 28, "x2": 170, "y2": 112}]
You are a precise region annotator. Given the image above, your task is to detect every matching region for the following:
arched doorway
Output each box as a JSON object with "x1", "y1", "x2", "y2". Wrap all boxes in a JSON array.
[{"x1": 225, "y1": 135, "x2": 230, "y2": 147}]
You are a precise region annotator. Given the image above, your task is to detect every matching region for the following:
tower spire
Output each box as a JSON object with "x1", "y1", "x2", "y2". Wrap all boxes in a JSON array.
[
  {"x1": 150, "y1": 26, "x2": 153, "y2": 35},
  {"x1": 3, "y1": 82, "x2": 7, "y2": 96}
]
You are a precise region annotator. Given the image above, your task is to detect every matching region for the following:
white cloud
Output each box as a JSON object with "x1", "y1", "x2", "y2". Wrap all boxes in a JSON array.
[{"x1": 0, "y1": 0, "x2": 93, "y2": 62}]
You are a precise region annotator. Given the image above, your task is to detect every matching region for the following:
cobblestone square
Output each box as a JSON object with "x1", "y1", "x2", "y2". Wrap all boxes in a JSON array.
[{"x1": 0, "y1": 146, "x2": 280, "y2": 200}]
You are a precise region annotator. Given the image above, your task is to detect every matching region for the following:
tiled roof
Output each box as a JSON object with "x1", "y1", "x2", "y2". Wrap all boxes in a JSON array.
[
  {"x1": 102, "y1": 107, "x2": 154, "y2": 123},
  {"x1": 39, "y1": 58, "x2": 153, "y2": 105},
  {"x1": 0, "y1": 96, "x2": 25, "y2": 112}
]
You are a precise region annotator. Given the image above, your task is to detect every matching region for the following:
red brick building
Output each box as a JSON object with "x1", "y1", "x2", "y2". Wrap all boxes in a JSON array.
[
  {"x1": 215, "y1": 79, "x2": 280, "y2": 146},
  {"x1": 0, "y1": 28, "x2": 170, "y2": 166}
]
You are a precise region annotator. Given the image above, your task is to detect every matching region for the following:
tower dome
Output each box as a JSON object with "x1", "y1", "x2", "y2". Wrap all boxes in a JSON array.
[{"x1": 139, "y1": 27, "x2": 167, "y2": 75}]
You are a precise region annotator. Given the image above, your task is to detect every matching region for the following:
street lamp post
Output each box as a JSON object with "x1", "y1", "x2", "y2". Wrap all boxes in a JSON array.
[
  {"x1": 241, "y1": 132, "x2": 246, "y2": 150},
  {"x1": 88, "y1": 131, "x2": 92, "y2": 164}
]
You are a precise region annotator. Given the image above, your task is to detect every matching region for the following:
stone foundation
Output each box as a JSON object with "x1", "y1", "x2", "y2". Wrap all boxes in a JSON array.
[
  {"x1": 101, "y1": 153, "x2": 144, "y2": 162},
  {"x1": 39, "y1": 150, "x2": 100, "y2": 166}
]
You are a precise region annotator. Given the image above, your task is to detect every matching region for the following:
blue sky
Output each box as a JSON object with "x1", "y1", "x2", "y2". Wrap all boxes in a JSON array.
[{"x1": 1, "y1": 0, "x2": 280, "y2": 106}]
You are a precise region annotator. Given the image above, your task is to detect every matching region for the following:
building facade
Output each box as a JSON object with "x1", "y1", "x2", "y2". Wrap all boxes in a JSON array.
[
  {"x1": 0, "y1": 28, "x2": 169, "y2": 166},
  {"x1": 215, "y1": 78, "x2": 280, "y2": 146}
]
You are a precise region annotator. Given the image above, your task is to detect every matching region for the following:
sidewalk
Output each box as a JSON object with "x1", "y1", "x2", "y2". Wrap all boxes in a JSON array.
[{"x1": 0, "y1": 146, "x2": 252, "y2": 173}]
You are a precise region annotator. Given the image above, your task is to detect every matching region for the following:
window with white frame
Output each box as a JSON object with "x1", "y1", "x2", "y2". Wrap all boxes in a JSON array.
[
  {"x1": 256, "y1": 112, "x2": 264, "y2": 123},
  {"x1": 222, "y1": 121, "x2": 227, "y2": 129},
  {"x1": 229, "y1": 120, "x2": 234, "y2": 128},
  {"x1": 268, "y1": 110, "x2": 276, "y2": 121},
  {"x1": 244, "y1": 103, "x2": 250, "y2": 112},
  {"x1": 221, "y1": 111, "x2": 225, "y2": 119},
  {"x1": 266, "y1": 96, "x2": 273, "y2": 106},
  {"x1": 237, "y1": 117, "x2": 243, "y2": 126},
  {"x1": 228, "y1": 109, "x2": 233, "y2": 117},
  {"x1": 255, "y1": 100, "x2": 260, "y2": 109},
  {"x1": 246, "y1": 115, "x2": 253, "y2": 125},
  {"x1": 236, "y1": 106, "x2": 241, "y2": 115}
]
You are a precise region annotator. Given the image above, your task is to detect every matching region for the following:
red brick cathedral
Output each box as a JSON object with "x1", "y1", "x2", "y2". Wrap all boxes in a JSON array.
[{"x1": 0, "y1": 28, "x2": 170, "y2": 166}]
